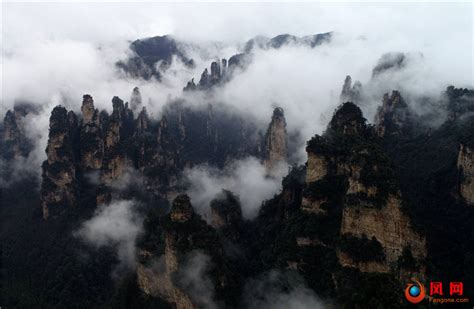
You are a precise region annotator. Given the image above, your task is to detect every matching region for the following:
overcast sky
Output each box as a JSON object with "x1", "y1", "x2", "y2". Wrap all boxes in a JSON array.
[
  {"x1": 2, "y1": 2, "x2": 472, "y2": 45},
  {"x1": 2, "y1": 2, "x2": 472, "y2": 105}
]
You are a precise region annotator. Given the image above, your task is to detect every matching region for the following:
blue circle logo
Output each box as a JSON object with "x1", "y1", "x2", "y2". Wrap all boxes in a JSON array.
[{"x1": 409, "y1": 285, "x2": 420, "y2": 297}]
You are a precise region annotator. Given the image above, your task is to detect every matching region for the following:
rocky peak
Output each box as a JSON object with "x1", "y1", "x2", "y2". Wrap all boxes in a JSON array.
[
  {"x1": 137, "y1": 193, "x2": 235, "y2": 308},
  {"x1": 48, "y1": 107, "x2": 73, "y2": 141},
  {"x1": 372, "y1": 52, "x2": 406, "y2": 78},
  {"x1": 170, "y1": 194, "x2": 194, "y2": 223},
  {"x1": 199, "y1": 68, "x2": 210, "y2": 88},
  {"x1": 264, "y1": 107, "x2": 288, "y2": 171},
  {"x1": 157, "y1": 116, "x2": 170, "y2": 144},
  {"x1": 46, "y1": 106, "x2": 78, "y2": 163},
  {"x1": 328, "y1": 102, "x2": 368, "y2": 136},
  {"x1": 3, "y1": 110, "x2": 21, "y2": 140},
  {"x1": 130, "y1": 87, "x2": 142, "y2": 112},
  {"x1": 81, "y1": 94, "x2": 97, "y2": 124},
  {"x1": 221, "y1": 59, "x2": 227, "y2": 75},
  {"x1": 135, "y1": 107, "x2": 149, "y2": 131},
  {"x1": 80, "y1": 95, "x2": 104, "y2": 170},
  {"x1": 105, "y1": 96, "x2": 134, "y2": 148},
  {"x1": 445, "y1": 86, "x2": 474, "y2": 120},
  {"x1": 374, "y1": 90, "x2": 411, "y2": 137},
  {"x1": 457, "y1": 144, "x2": 474, "y2": 205},
  {"x1": 210, "y1": 61, "x2": 221, "y2": 82},
  {"x1": 183, "y1": 78, "x2": 197, "y2": 91},
  {"x1": 41, "y1": 106, "x2": 79, "y2": 220},
  {"x1": 341, "y1": 76, "x2": 352, "y2": 98},
  {"x1": 340, "y1": 75, "x2": 362, "y2": 103},
  {"x1": 1, "y1": 107, "x2": 29, "y2": 159},
  {"x1": 210, "y1": 190, "x2": 243, "y2": 230},
  {"x1": 111, "y1": 96, "x2": 125, "y2": 120},
  {"x1": 303, "y1": 102, "x2": 426, "y2": 275},
  {"x1": 184, "y1": 59, "x2": 228, "y2": 91},
  {"x1": 67, "y1": 111, "x2": 78, "y2": 131}
]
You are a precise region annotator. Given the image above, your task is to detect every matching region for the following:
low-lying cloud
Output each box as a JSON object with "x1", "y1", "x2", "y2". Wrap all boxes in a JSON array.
[
  {"x1": 185, "y1": 157, "x2": 287, "y2": 220},
  {"x1": 75, "y1": 199, "x2": 144, "y2": 273},
  {"x1": 243, "y1": 270, "x2": 328, "y2": 309},
  {"x1": 177, "y1": 251, "x2": 219, "y2": 309}
]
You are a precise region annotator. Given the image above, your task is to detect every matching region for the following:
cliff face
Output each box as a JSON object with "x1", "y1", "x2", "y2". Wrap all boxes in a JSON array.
[
  {"x1": 137, "y1": 195, "x2": 197, "y2": 309},
  {"x1": 137, "y1": 194, "x2": 237, "y2": 308},
  {"x1": 80, "y1": 95, "x2": 104, "y2": 170},
  {"x1": 101, "y1": 96, "x2": 135, "y2": 184},
  {"x1": 458, "y1": 144, "x2": 474, "y2": 205},
  {"x1": 303, "y1": 102, "x2": 426, "y2": 275},
  {"x1": 339, "y1": 195, "x2": 426, "y2": 273},
  {"x1": 41, "y1": 107, "x2": 79, "y2": 219},
  {"x1": 263, "y1": 107, "x2": 288, "y2": 171}
]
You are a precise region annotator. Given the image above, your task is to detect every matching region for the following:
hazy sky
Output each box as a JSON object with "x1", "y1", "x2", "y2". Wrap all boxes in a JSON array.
[
  {"x1": 2, "y1": 2, "x2": 472, "y2": 107},
  {"x1": 2, "y1": 2, "x2": 473, "y2": 45}
]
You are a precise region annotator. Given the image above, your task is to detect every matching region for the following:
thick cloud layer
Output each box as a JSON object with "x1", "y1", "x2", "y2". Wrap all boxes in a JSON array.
[
  {"x1": 2, "y1": 2, "x2": 472, "y2": 113},
  {"x1": 177, "y1": 251, "x2": 219, "y2": 309},
  {"x1": 75, "y1": 200, "x2": 144, "y2": 271},
  {"x1": 185, "y1": 157, "x2": 287, "y2": 220}
]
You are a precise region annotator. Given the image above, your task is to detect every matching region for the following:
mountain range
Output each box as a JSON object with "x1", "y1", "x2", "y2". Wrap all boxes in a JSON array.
[{"x1": 1, "y1": 32, "x2": 473, "y2": 308}]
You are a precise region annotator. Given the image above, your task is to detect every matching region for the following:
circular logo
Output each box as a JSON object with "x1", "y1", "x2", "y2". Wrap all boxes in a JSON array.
[{"x1": 405, "y1": 280, "x2": 426, "y2": 304}]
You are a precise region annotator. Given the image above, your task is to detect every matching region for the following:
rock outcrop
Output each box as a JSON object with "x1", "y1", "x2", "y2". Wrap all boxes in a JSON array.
[
  {"x1": 339, "y1": 195, "x2": 426, "y2": 273},
  {"x1": 80, "y1": 95, "x2": 104, "y2": 170},
  {"x1": 137, "y1": 195, "x2": 197, "y2": 308},
  {"x1": 39, "y1": 90, "x2": 272, "y2": 219},
  {"x1": 137, "y1": 194, "x2": 236, "y2": 308},
  {"x1": 130, "y1": 87, "x2": 142, "y2": 112},
  {"x1": 340, "y1": 75, "x2": 362, "y2": 104},
  {"x1": 263, "y1": 107, "x2": 288, "y2": 171},
  {"x1": 101, "y1": 97, "x2": 134, "y2": 183},
  {"x1": 210, "y1": 190, "x2": 243, "y2": 242},
  {"x1": 457, "y1": 144, "x2": 474, "y2": 205},
  {"x1": 372, "y1": 52, "x2": 407, "y2": 78},
  {"x1": 116, "y1": 35, "x2": 194, "y2": 81},
  {"x1": 184, "y1": 60, "x2": 227, "y2": 91},
  {"x1": 40, "y1": 106, "x2": 79, "y2": 219},
  {"x1": 1, "y1": 104, "x2": 34, "y2": 160},
  {"x1": 244, "y1": 32, "x2": 332, "y2": 52},
  {"x1": 170, "y1": 194, "x2": 194, "y2": 222},
  {"x1": 210, "y1": 190, "x2": 242, "y2": 229},
  {"x1": 304, "y1": 102, "x2": 426, "y2": 275},
  {"x1": 445, "y1": 86, "x2": 474, "y2": 121},
  {"x1": 374, "y1": 91, "x2": 411, "y2": 137}
]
